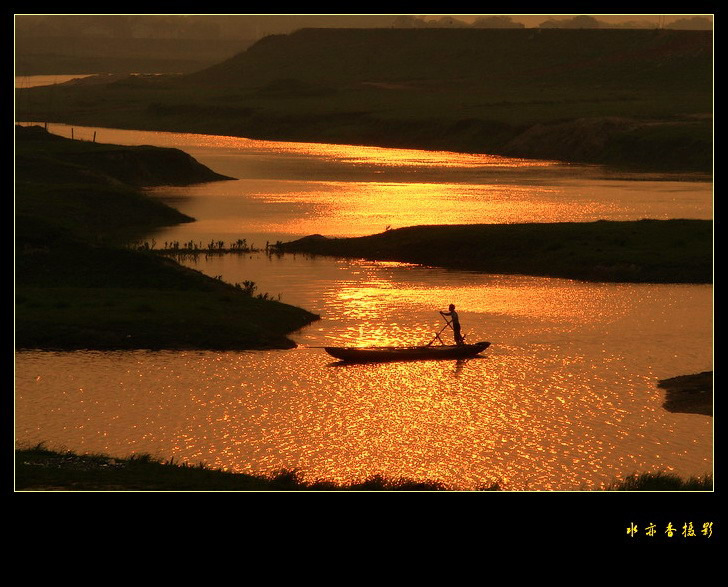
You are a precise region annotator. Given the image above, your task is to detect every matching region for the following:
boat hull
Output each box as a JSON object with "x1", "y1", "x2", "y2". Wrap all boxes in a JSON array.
[{"x1": 324, "y1": 341, "x2": 490, "y2": 362}]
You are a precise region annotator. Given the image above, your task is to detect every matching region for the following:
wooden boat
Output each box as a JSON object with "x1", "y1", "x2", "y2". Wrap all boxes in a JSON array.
[{"x1": 324, "y1": 341, "x2": 490, "y2": 363}]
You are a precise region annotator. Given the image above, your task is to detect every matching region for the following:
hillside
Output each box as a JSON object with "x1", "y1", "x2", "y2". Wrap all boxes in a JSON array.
[
  {"x1": 15, "y1": 126, "x2": 318, "y2": 350},
  {"x1": 16, "y1": 28, "x2": 713, "y2": 172},
  {"x1": 186, "y1": 27, "x2": 711, "y2": 93},
  {"x1": 15, "y1": 35, "x2": 252, "y2": 76}
]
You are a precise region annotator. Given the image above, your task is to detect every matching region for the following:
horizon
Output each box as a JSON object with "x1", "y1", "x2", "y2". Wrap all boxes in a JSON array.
[{"x1": 14, "y1": 14, "x2": 714, "y2": 41}]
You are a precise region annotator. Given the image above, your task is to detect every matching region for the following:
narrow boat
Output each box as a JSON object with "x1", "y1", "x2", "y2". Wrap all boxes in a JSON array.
[{"x1": 324, "y1": 341, "x2": 490, "y2": 363}]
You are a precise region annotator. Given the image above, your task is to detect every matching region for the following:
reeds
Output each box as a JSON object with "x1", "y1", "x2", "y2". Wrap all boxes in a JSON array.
[{"x1": 129, "y1": 238, "x2": 287, "y2": 260}]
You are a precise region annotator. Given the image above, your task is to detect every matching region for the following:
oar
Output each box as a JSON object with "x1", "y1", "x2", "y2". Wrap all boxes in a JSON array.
[{"x1": 426, "y1": 318, "x2": 452, "y2": 346}]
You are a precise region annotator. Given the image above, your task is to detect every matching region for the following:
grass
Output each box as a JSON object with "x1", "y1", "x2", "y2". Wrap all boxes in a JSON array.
[
  {"x1": 605, "y1": 472, "x2": 713, "y2": 491},
  {"x1": 16, "y1": 182, "x2": 194, "y2": 245},
  {"x1": 15, "y1": 125, "x2": 319, "y2": 350},
  {"x1": 15, "y1": 284, "x2": 314, "y2": 350},
  {"x1": 14, "y1": 445, "x2": 452, "y2": 491},
  {"x1": 15, "y1": 124, "x2": 232, "y2": 187},
  {"x1": 279, "y1": 220, "x2": 713, "y2": 284},
  {"x1": 14, "y1": 445, "x2": 711, "y2": 492}
]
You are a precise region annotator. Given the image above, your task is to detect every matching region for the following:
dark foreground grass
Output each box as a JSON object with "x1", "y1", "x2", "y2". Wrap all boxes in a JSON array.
[
  {"x1": 280, "y1": 220, "x2": 713, "y2": 284},
  {"x1": 15, "y1": 445, "x2": 712, "y2": 492},
  {"x1": 14, "y1": 445, "x2": 453, "y2": 491},
  {"x1": 605, "y1": 472, "x2": 713, "y2": 491}
]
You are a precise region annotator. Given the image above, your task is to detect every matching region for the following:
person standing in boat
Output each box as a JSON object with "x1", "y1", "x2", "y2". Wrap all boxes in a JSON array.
[{"x1": 440, "y1": 304, "x2": 464, "y2": 345}]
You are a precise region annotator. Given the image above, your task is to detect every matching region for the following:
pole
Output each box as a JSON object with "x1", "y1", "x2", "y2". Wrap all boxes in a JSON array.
[{"x1": 426, "y1": 319, "x2": 452, "y2": 346}]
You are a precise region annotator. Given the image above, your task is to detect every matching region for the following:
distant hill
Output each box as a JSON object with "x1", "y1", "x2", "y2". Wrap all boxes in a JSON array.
[
  {"x1": 17, "y1": 28, "x2": 712, "y2": 172},
  {"x1": 15, "y1": 36, "x2": 252, "y2": 75},
  {"x1": 184, "y1": 27, "x2": 712, "y2": 92}
]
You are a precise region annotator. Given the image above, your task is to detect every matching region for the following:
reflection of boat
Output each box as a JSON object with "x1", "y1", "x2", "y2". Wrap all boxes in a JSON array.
[{"x1": 324, "y1": 341, "x2": 490, "y2": 363}]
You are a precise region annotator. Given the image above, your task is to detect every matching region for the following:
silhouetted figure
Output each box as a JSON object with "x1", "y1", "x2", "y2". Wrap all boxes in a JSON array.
[{"x1": 440, "y1": 304, "x2": 464, "y2": 345}]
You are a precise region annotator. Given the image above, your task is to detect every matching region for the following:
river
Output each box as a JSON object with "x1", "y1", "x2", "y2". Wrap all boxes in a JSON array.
[{"x1": 15, "y1": 122, "x2": 713, "y2": 491}]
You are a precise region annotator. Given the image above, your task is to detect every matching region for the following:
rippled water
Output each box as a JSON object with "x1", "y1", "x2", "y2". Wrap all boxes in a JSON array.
[
  {"x1": 14, "y1": 124, "x2": 713, "y2": 490},
  {"x1": 15, "y1": 255, "x2": 712, "y2": 490},
  {"x1": 19, "y1": 123, "x2": 711, "y2": 246}
]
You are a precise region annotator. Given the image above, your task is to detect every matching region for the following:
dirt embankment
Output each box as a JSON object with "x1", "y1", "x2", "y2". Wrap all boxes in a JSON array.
[{"x1": 501, "y1": 115, "x2": 712, "y2": 171}]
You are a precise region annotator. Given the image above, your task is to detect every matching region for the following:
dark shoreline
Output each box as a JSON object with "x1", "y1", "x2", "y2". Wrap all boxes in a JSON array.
[
  {"x1": 279, "y1": 220, "x2": 713, "y2": 284},
  {"x1": 659, "y1": 371, "x2": 713, "y2": 416},
  {"x1": 15, "y1": 125, "x2": 319, "y2": 351}
]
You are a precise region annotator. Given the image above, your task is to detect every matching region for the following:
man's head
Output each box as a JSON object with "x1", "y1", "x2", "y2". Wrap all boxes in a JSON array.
[{"x1": 449, "y1": 304, "x2": 455, "y2": 311}]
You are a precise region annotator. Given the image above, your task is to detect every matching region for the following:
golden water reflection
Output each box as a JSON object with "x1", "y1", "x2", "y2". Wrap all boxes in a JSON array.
[
  {"x1": 13, "y1": 123, "x2": 713, "y2": 490},
  {"x1": 19, "y1": 123, "x2": 711, "y2": 244},
  {"x1": 15, "y1": 342, "x2": 711, "y2": 491},
  {"x1": 226, "y1": 138, "x2": 559, "y2": 170},
  {"x1": 16, "y1": 257, "x2": 712, "y2": 491},
  {"x1": 148, "y1": 176, "x2": 709, "y2": 245}
]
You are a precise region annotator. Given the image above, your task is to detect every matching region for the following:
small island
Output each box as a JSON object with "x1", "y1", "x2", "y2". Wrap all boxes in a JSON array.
[
  {"x1": 658, "y1": 371, "x2": 713, "y2": 417},
  {"x1": 15, "y1": 125, "x2": 318, "y2": 350},
  {"x1": 278, "y1": 220, "x2": 712, "y2": 284}
]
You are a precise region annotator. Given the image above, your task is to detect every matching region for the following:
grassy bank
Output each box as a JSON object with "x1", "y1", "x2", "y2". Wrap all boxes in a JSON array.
[
  {"x1": 15, "y1": 125, "x2": 318, "y2": 350},
  {"x1": 16, "y1": 282, "x2": 315, "y2": 351},
  {"x1": 14, "y1": 445, "x2": 712, "y2": 491},
  {"x1": 14, "y1": 445, "x2": 453, "y2": 491},
  {"x1": 279, "y1": 220, "x2": 713, "y2": 284},
  {"x1": 16, "y1": 28, "x2": 712, "y2": 173}
]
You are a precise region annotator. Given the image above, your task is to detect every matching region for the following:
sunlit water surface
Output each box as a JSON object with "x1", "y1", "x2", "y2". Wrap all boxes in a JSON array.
[
  {"x1": 15, "y1": 123, "x2": 713, "y2": 490},
  {"x1": 18, "y1": 123, "x2": 711, "y2": 246},
  {"x1": 15, "y1": 74, "x2": 95, "y2": 88}
]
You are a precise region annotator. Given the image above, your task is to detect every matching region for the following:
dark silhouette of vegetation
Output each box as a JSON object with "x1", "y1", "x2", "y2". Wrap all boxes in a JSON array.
[
  {"x1": 15, "y1": 125, "x2": 318, "y2": 350},
  {"x1": 278, "y1": 220, "x2": 713, "y2": 284},
  {"x1": 130, "y1": 237, "x2": 265, "y2": 255},
  {"x1": 604, "y1": 472, "x2": 712, "y2": 491},
  {"x1": 15, "y1": 444, "x2": 711, "y2": 492}
]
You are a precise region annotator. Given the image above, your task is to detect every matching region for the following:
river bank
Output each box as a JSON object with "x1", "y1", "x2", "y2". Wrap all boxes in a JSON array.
[
  {"x1": 279, "y1": 220, "x2": 713, "y2": 284},
  {"x1": 15, "y1": 125, "x2": 318, "y2": 350}
]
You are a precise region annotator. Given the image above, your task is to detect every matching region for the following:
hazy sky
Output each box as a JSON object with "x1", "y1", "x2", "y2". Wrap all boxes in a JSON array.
[{"x1": 13, "y1": 14, "x2": 713, "y2": 43}]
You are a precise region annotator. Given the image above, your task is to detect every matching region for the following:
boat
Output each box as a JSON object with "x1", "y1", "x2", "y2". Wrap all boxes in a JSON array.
[{"x1": 324, "y1": 341, "x2": 491, "y2": 363}]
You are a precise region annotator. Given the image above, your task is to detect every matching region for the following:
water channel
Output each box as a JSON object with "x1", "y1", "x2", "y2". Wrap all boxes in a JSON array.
[{"x1": 15, "y1": 122, "x2": 713, "y2": 490}]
